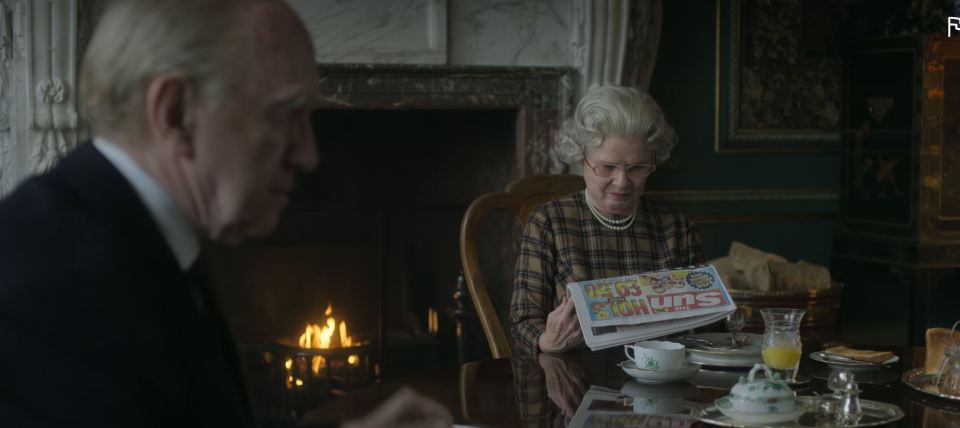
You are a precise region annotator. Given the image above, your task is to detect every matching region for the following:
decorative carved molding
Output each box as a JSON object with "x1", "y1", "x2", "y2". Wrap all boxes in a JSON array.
[
  {"x1": 11, "y1": 1, "x2": 23, "y2": 59},
  {"x1": 36, "y1": 78, "x2": 66, "y2": 104},
  {"x1": 31, "y1": 130, "x2": 68, "y2": 172},
  {"x1": 0, "y1": 1, "x2": 11, "y2": 197},
  {"x1": 24, "y1": 0, "x2": 78, "y2": 173},
  {"x1": 313, "y1": 64, "x2": 574, "y2": 176}
]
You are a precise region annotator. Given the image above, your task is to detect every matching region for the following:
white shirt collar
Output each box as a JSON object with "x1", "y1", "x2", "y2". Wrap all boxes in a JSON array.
[{"x1": 92, "y1": 137, "x2": 200, "y2": 271}]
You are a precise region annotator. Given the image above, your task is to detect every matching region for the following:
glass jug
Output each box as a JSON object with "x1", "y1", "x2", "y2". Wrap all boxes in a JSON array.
[{"x1": 937, "y1": 320, "x2": 960, "y2": 396}]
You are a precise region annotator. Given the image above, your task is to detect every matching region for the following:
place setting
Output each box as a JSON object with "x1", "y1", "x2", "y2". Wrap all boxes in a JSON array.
[
  {"x1": 696, "y1": 363, "x2": 905, "y2": 428},
  {"x1": 689, "y1": 308, "x2": 905, "y2": 427},
  {"x1": 902, "y1": 321, "x2": 960, "y2": 405},
  {"x1": 674, "y1": 309, "x2": 765, "y2": 369},
  {"x1": 808, "y1": 346, "x2": 899, "y2": 372},
  {"x1": 619, "y1": 340, "x2": 700, "y2": 385},
  {"x1": 676, "y1": 308, "x2": 811, "y2": 388}
]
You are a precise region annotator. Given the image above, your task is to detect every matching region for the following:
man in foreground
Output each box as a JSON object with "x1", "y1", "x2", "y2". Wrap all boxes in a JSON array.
[{"x1": 0, "y1": 1, "x2": 451, "y2": 427}]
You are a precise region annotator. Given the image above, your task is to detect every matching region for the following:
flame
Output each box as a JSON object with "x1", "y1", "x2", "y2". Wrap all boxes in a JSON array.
[
  {"x1": 348, "y1": 354, "x2": 359, "y2": 366},
  {"x1": 428, "y1": 307, "x2": 438, "y2": 335},
  {"x1": 340, "y1": 321, "x2": 353, "y2": 347},
  {"x1": 299, "y1": 322, "x2": 335, "y2": 349},
  {"x1": 296, "y1": 304, "x2": 356, "y2": 375},
  {"x1": 311, "y1": 356, "x2": 326, "y2": 374}
]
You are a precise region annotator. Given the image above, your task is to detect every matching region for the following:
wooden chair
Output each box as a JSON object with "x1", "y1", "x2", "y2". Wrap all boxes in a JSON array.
[{"x1": 459, "y1": 174, "x2": 585, "y2": 358}]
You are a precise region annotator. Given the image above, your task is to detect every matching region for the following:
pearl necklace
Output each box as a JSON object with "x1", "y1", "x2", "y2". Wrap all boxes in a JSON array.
[{"x1": 584, "y1": 192, "x2": 636, "y2": 231}]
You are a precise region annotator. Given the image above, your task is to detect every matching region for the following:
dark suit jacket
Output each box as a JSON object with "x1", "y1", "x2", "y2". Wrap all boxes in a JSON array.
[{"x1": 0, "y1": 143, "x2": 253, "y2": 427}]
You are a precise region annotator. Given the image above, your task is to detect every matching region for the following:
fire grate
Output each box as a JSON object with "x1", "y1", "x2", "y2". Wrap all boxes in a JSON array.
[{"x1": 241, "y1": 342, "x2": 377, "y2": 424}]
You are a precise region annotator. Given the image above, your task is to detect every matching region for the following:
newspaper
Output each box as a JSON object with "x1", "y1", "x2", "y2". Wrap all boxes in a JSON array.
[
  {"x1": 566, "y1": 265, "x2": 736, "y2": 351},
  {"x1": 568, "y1": 386, "x2": 700, "y2": 428}
]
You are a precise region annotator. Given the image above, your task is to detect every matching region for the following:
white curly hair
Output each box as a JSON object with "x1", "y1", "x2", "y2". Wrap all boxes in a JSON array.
[{"x1": 556, "y1": 85, "x2": 678, "y2": 165}]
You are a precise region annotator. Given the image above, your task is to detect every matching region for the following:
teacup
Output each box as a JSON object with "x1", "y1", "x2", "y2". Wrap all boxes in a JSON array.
[
  {"x1": 622, "y1": 381, "x2": 698, "y2": 414},
  {"x1": 625, "y1": 340, "x2": 686, "y2": 372},
  {"x1": 629, "y1": 395, "x2": 685, "y2": 414}
]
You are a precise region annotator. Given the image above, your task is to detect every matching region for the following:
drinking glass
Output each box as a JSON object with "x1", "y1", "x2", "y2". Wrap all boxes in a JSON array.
[
  {"x1": 725, "y1": 309, "x2": 746, "y2": 348},
  {"x1": 760, "y1": 308, "x2": 804, "y2": 382}
]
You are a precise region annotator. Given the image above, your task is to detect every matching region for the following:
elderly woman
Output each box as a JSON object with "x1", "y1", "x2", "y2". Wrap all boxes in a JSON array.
[{"x1": 510, "y1": 85, "x2": 705, "y2": 354}]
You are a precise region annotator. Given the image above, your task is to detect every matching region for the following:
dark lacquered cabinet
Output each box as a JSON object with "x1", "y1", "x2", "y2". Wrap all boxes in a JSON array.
[{"x1": 834, "y1": 36, "x2": 960, "y2": 346}]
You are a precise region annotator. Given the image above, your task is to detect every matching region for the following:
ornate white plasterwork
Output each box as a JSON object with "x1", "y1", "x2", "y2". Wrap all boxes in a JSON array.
[
  {"x1": 570, "y1": 0, "x2": 630, "y2": 99},
  {"x1": 23, "y1": 0, "x2": 78, "y2": 174},
  {"x1": 0, "y1": 1, "x2": 11, "y2": 197}
]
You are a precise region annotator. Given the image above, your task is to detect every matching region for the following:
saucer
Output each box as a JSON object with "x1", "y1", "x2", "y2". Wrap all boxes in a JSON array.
[
  {"x1": 809, "y1": 351, "x2": 899, "y2": 371},
  {"x1": 619, "y1": 360, "x2": 700, "y2": 385},
  {"x1": 714, "y1": 396, "x2": 805, "y2": 425}
]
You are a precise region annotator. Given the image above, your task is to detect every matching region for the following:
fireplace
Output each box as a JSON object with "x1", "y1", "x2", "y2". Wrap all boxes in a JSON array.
[{"x1": 207, "y1": 65, "x2": 572, "y2": 421}]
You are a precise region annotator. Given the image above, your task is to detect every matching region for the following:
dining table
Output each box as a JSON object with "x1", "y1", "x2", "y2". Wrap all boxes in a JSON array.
[{"x1": 299, "y1": 343, "x2": 960, "y2": 427}]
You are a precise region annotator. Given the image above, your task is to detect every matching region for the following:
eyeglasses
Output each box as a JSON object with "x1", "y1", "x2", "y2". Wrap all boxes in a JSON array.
[{"x1": 583, "y1": 156, "x2": 656, "y2": 179}]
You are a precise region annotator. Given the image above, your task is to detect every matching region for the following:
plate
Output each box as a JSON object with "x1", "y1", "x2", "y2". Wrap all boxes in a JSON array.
[
  {"x1": 809, "y1": 351, "x2": 898, "y2": 371},
  {"x1": 619, "y1": 360, "x2": 700, "y2": 385},
  {"x1": 697, "y1": 396, "x2": 905, "y2": 427},
  {"x1": 677, "y1": 333, "x2": 764, "y2": 368},
  {"x1": 676, "y1": 332, "x2": 763, "y2": 355},
  {"x1": 714, "y1": 396, "x2": 805, "y2": 425},
  {"x1": 902, "y1": 367, "x2": 960, "y2": 403}
]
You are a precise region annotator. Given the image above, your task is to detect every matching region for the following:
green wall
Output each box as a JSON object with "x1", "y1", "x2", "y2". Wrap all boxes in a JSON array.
[{"x1": 646, "y1": 0, "x2": 841, "y2": 267}]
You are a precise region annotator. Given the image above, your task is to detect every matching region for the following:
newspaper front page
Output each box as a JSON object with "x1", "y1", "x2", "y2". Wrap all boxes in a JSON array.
[{"x1": 566, "y1": 265, "x2": 736, "y2": 350}]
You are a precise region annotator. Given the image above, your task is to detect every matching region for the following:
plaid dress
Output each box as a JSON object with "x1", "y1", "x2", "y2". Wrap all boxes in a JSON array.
[{"x1": 509, "y1": 191, "x2": 705, "y2": 354}]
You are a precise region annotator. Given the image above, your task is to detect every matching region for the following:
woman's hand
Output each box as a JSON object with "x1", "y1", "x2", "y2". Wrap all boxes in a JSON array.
[
  {"x1": 538, "y1": 352, "x2": 588, "y2": 418},
  {"x1": 538, "y1": 297, "x2": 584, "y2": 353}
]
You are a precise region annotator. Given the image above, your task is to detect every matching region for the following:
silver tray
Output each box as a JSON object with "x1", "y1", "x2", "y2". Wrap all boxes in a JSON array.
[
  {"x1": 696, "y1": 396, "x2": 904, "y2": 427},
  {"x1": 902, "y1": 367, "x2": 960, "y2": 402}
]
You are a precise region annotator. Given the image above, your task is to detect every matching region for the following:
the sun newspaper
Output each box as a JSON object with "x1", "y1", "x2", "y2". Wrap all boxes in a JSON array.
[
  {"x1": 568, "y1": 386, "x2": 700, "y2": 428},
  {"x1": 566, "y1": 265, "x2": 736, "y2": 351}
]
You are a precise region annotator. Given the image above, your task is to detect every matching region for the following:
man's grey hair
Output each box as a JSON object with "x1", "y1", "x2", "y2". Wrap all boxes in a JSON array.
[
  {"x1": 556, "y1": 85, "x2": 678, "y2": 165},
  {"x1": 80, "y1": 0, "x2": 254, "y2": 138}
]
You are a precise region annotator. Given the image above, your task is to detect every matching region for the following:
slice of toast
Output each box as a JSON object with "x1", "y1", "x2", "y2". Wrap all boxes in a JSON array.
[
  {"x1": 824, "y1": 346, "x2": 893, "y2": 363},
  {"x1": 926, "y1": 327, "x2": 960, "y2": 375}
]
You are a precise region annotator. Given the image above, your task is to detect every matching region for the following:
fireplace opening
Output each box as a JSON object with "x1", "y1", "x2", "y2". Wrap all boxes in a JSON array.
[{"x1": 209, "y1": 108, "x2": 517, "y2": 418}]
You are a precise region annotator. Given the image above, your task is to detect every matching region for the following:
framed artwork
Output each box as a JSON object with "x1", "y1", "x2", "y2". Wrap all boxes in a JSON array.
[{"x1": 714, "y1": 0, "x2": 844, "y2": 152}]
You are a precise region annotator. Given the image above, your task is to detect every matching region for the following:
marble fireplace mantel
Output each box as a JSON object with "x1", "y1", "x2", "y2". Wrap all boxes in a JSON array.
[{"x1": 313, "y1": 64, "x2": 575, "y2": 176}]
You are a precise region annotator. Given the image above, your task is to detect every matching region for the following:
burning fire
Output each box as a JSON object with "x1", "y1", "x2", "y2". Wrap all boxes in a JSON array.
[
  {"x1": 295, "y1": 304, "x2": 360, "y2": 377},
  {"x1": 299, "y1": 304, "x2": 353, "y2": 349},
  {"x1": 427, "y1": 307, "x2": 438, "y2": 335}
]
